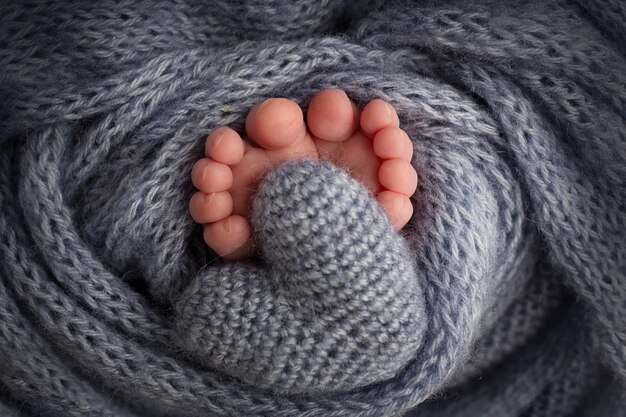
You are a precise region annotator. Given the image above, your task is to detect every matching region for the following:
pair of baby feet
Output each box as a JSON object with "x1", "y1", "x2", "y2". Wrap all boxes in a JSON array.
[{"x1": 189, "y1": 89, "x2": 417, "y2": 260}]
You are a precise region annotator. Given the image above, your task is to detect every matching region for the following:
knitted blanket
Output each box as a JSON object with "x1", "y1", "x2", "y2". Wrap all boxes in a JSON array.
[{"x1": 1, "y1": 0, "x2": 625, "y2": 416}]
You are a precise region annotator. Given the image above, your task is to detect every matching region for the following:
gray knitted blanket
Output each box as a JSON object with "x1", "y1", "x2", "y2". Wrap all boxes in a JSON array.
[{"x1": 1, "y1": 0, "x2": 625, "y2": 416}]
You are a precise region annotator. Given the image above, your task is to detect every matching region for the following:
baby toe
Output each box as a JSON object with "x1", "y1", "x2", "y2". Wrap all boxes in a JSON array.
[
  {"x1": 203, "y1": 215, "x2": 253, "y2": 259},
  {"x1": 245, "y1": 98, "x2": 307, "y2": 150},
  {"x1": 191, "y1": 158, "x2": 233, "y2": 193},
  {"x1": 307, "y1": 89, "x2": 359, "y2": 142},
  {"x1": 189, "y1": 191, "x2": 233, "y2": 224},
  {"x1": 377, "y1": 190, "x2": 414, "y2": 229},
  {"x1": 379, "y1": 159, "x2": 418, "y2": 196},
  {"x1": 205, "y1": 127, "x2": 245, "y2": 165},
  {"x1": 360, "y1": 99, "x2": 400, "y2": 138},
  {"x1": 373, "y1": 126, "x2": 414, "y2": 162}
]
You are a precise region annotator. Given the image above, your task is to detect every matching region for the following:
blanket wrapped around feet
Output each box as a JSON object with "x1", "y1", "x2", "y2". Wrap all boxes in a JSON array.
[{"x1": 1, "y1": 0, "x2": 625, "y2": 416}]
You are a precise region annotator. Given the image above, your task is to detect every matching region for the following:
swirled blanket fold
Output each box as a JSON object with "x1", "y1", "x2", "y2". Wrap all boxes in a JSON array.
[{"x1": 1, "y1": 0, "x2": 625, "y2": 416}]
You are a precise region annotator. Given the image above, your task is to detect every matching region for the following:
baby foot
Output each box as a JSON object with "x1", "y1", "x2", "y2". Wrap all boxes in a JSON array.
[
  {"x1": 308, "y1": 89, "x2": 417, "y2": 229},
  {"x1": 190, "y1": 98, "x2": 318, "y2": 259},
  {"x1": 189, "y1": 89, "x2": 417, "y2": 260}
]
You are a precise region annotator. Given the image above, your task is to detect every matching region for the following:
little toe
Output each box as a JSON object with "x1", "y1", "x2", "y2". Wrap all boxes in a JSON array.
[
  {"x1": 377, "y1": 190, "x2": 414, "y2": 229},
  {"x1": 203, "y1": 215, "x2": 253, "y2": 259},
  {"x1": 373, "y1": 126, "x2": 414, "y2": 162},
  {"x1": 360, "y1": 99, "x2": 400, "y2": 138},
  {"x1": 189, "y1": 191, "x2": 233, "y2": 224},
  {"x1": 205, "y1": 127, "x2": 245, "y2": 165},
  {"x1": 379, "y1": 159, "x2": 418, "y2": 196},
  {"x1": 191, "y1": 158, "x2": 233, "y2": 193},
  {"x1": 245, "y1": 98, "x2": 307, "y2": 150},
  {"x1": 307, "y1": 89, "x2": 359, "y2": 142},
  {"x1": 229, "y1": 147, "x2": 271, "y2": 216}
]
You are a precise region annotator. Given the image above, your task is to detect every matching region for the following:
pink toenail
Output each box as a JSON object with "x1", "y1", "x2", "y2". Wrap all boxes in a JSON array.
[
  {"x1": 385, "y1": 102, "x2": 395, "y2": 117},
  {"x1": 224, "y1": 217, "x2": 232, "y2": 234},
  {"x1": 214, "y1": 132, "x2": 224, "y2": 148},
  {"x1": 204, "y1": 193, "x2": 215, "y2": 204},
  {"x1": 201, "y1": 164, "x2": 208, "y2": 181},
  {"x1": 255, "y1": 99, "x2": 270, "y2": 114}
]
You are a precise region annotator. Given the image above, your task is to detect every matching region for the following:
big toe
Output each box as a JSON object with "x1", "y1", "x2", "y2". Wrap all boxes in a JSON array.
[
  {"x1": 307, "y1": 88, "x2": 359, "y2": 142},
  {"x1": 245, "y1": 98, "x2": 307, "y2": 150}
]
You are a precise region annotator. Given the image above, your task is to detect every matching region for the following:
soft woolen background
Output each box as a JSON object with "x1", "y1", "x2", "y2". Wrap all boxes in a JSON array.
[{"x1": 1, "y1": 0, "x2": 625, "y2": 416}]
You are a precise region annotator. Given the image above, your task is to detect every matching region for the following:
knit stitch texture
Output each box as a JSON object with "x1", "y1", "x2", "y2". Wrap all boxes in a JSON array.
[{"x1": 0, "y1": 0, "x2": 625, "y2": 416}]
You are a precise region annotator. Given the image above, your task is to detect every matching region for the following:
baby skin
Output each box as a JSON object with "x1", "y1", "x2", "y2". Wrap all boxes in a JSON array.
[{"x1": 189, "y1": 89, "x2": 417, "y2": 260}]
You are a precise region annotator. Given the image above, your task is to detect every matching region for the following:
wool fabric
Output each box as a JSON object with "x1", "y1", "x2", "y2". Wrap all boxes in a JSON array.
[{"x1": 0, "y1": 0, "x2": 625, "y2": 416}]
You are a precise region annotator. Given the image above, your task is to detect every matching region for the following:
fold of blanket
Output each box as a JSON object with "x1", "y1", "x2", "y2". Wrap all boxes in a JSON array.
[{"x1": 0, "y1": 0, "x2": 624, "y2": 416}]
